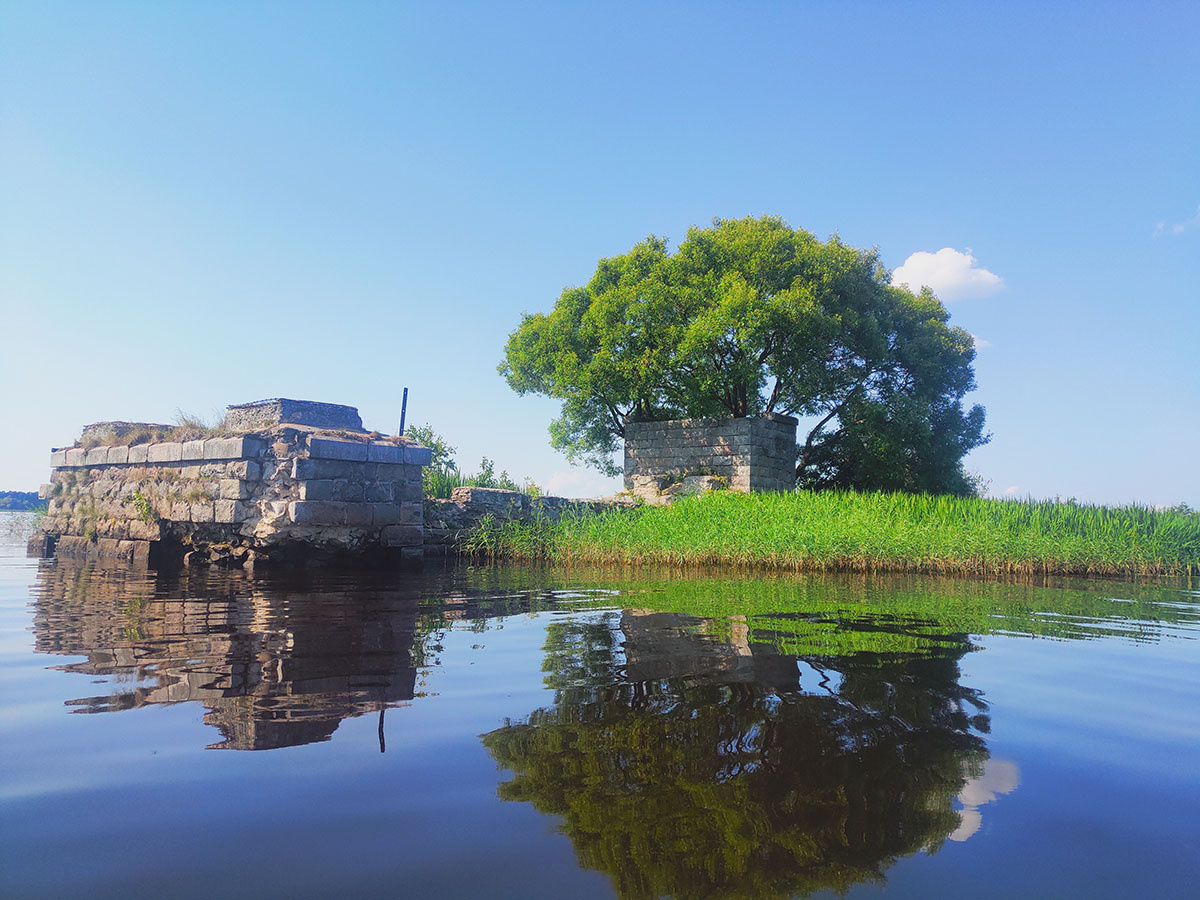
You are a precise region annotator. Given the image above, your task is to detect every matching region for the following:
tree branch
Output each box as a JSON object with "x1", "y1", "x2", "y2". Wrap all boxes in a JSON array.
[
  {"x1": 795, "y1": 384, "x2": 864, "y2": 477},
  {"x1": 766, "y1": 377, "x2": 782, "y2": 414}
]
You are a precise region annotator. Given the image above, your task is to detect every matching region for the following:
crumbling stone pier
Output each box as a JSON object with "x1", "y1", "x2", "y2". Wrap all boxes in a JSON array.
[
  {"x1": 623, "y1": 415, "x2": 798, "y2": 503},
  {"x1": 30, "y1": 399, "x2": 431, "y2": 567}
]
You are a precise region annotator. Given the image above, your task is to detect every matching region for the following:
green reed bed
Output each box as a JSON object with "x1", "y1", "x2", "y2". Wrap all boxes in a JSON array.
[{"x1": 464, "y1": 491, "x2": 1200, "y2": 577}]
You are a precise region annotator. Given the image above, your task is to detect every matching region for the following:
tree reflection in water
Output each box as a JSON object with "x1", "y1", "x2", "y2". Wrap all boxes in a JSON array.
[{"x1": 484, "y1": 610, "x2": 993, "y2": 900}]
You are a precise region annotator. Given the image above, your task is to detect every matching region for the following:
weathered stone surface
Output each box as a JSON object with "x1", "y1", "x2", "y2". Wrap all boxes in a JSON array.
[
  {"x1": 219, "y1": 479, "x2": 250, "y2": 500},
  {"x1": 26, "y1": 532, "x2": 55, "y2": 558},
  {"x1": 364, "y1": 462, "x2": 421, "y2": 482},
  {"x1": 49, "y1": 449, "x2": 67, "y2": 468},
  {"x1": 98, "y1": 518, "x2": 130, "y2": 540},
  {"x1": 292, "y1": 458, "x2": 363, "y2": 481},
  {"x1": 308, "y1": 436, "x2": 368, "y2": 462},
  {"x1": 623, "y1": 415, "x2": 797, "y2": 500},
  {"x1": 55, "y1": 535, "x2": 151, "y2": 564},
  {"x1": 367, "y1": 442, "x2": 404, "y2": 464},
  {"x1": 364, "y1": 481, "x2": 394, "y2": 502},
  {"x1": 298, "y1": 478, "x2": 363, "y2": 503},
  {"x1": 403, "y1": 445, "x2": 433, "y2": 466},
  {"x1": 214, "y1": 499, "x2": 250, "y2": 524},
  {"x1": 227, "y1": 460, "x2": 262, "y2": 480},
  {"x1": 38, "y1": 484, "x2": 54, "y2": 500},
  {"x1": 203, "y1": 436, "x2": 267, "y2": 460},
  {"x1": 371, "y1": 503, "x2": 402, "y2": 525},
  {"x1": 190, "y1": 502, "x2": 215, "y2": 523},
  {"x1": 33, "y1": 404, "x2": 435, "y2": 566},
  {"x1": 397, "y1": 480, "x2": 423, "y2": 502},
  {"x1": 223, "y1": 398, "x2": 364, "y2": 432},
  {"x1": 337, "y1": 481, "x2": 365, "y2": 503},
  {"x1": 299, "y1": 480, "x2": 338, "y2": 501},
  {"x1": 148, "y1": 442, "x2": 183, "y2": 463},
  {"x1": 128, "y1": 519, "x2": 163, "y2": 541},
  {"x1": 380, "y1": 524, "x2": 422, "y2": 547},
  {"x1": 289, "y1": 500, "x2": 345, "y2": 526}
]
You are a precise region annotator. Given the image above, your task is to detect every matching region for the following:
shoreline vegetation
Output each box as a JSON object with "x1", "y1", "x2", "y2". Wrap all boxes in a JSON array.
[{"x1": 464, "y1": 490, "x2": 1200, "y2": 578}]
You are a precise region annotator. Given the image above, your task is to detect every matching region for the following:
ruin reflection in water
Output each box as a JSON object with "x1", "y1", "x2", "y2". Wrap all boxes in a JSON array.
[{"x1": 30, "y1": 563, "x2": 447, "y2": 750}]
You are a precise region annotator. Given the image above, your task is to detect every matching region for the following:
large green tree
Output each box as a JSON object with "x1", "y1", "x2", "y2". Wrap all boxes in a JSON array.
[{"x1": 500, "y1": 216, "x2": 988, "y2": 492}]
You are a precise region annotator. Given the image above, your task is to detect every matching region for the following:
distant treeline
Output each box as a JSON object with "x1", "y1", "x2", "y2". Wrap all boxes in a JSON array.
[{"x1": 0, "y1": 491, "x2": 41, "y2": 511}]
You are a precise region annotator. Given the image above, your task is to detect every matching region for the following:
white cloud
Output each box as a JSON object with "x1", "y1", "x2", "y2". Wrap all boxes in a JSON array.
[
  {"x1": 1153, "y1": 204, "x2": 1200, "y2": 238},
  {"x1": 891, "y1": 248, "x2": 1004, "y2": 301},
  {"x1": 970, "y1": 333, "x2": 991, "y2": 350},
  {"x1": 1002, "y1": 485, "x2": 1020, "y2": 496}
]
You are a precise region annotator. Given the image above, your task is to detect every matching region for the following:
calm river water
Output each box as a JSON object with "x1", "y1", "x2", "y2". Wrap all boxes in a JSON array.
[{"x1": 1, "y1": 518, "x2": 1198, "y2": 899}]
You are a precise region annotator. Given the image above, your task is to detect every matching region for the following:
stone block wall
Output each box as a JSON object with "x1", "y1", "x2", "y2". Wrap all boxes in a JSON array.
[
  {"x1": 34, "y1": 420, "x2": 431, "y2": 566},
  {"x1": 623, "y1": 415, "x2": 798, "y2": 500}
]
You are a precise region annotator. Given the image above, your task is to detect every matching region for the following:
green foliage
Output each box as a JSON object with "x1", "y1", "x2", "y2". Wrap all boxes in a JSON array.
[
  {"x1": 464, "y1": 490, "x2": 1200, "y2": 577},
  {"x1": 406, "y1": 423, "x2": 463, "y2": 498},
  {"x1": 424, "y1": 466, "x2": 471, "y2": 499},
  {"x1": 405, "y1": 424, "x2": 543, "y2": 498},
  {"x1": 463, "y1": 512, "x2": 558, "y2": 558},
  {"x1": 404, "y1": 423, "x2": 457, "y2": 474},
  {"x1": 468, "y1": 457, "x2": 518, "y2": 491},
  {"x1": 128, "y1": 491, "x2": 157, "y2": 524},
  {"x1": 500, "y1": 216, "x2": 987, "y2": 492}
]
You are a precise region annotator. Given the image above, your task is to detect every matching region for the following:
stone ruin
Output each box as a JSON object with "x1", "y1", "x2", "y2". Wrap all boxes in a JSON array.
[
  {"x1": 623, "y1": 415, "x2": 798, "y2": 503},
  {"x1": 29, "y1": 401, "x2": 805, "y2": 567},
  {"x1": 30, "y1": 399, "x2": 431, "y2": 567}
]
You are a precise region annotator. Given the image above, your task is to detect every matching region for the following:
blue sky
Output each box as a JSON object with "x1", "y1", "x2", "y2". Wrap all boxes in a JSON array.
[{"x1": 2, "y1": 2, "x2": 1197, "y2": 505}]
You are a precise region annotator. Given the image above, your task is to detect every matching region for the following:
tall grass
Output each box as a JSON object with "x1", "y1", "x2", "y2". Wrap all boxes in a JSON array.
[
  {"x1": 425, "y1": 460, "x2": 543, "y2": 499},
  {"x1": 425, "y1": 467, "x2": 474, "y2": 499},
  {"x1": 465, "y1": 490, "x2": 1200, "y2": 578}
]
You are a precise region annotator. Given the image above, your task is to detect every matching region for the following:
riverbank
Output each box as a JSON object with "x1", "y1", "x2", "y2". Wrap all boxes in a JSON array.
[{"x1": 463, "y1": 490, "x2": 1200, "y2": 577}]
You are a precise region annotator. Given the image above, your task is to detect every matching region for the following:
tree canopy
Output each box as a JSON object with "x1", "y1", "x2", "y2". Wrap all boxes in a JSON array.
[{"x1": 500, "y1": 216, "x2": 988, "y2": 494}]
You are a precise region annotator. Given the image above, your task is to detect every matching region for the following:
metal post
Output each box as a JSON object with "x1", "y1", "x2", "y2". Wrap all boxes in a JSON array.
[{"x1": 399, "y1": 387, "x2": 408, "y2": 436}]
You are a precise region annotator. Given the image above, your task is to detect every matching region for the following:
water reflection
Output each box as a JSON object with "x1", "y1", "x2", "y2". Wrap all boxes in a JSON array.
[
  {"x1": 484, "y1": 608, "x2": 1004, "y2": 900},
  {"x1": 13, "y1": 556, "x2": 1199, "y2": 900},
  {"x1": 949, "y1": 758, "x2": 1020, "y2": 842},
  {"x1": 31, "y1": 563, "x2": 438, "y2": 750}
]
